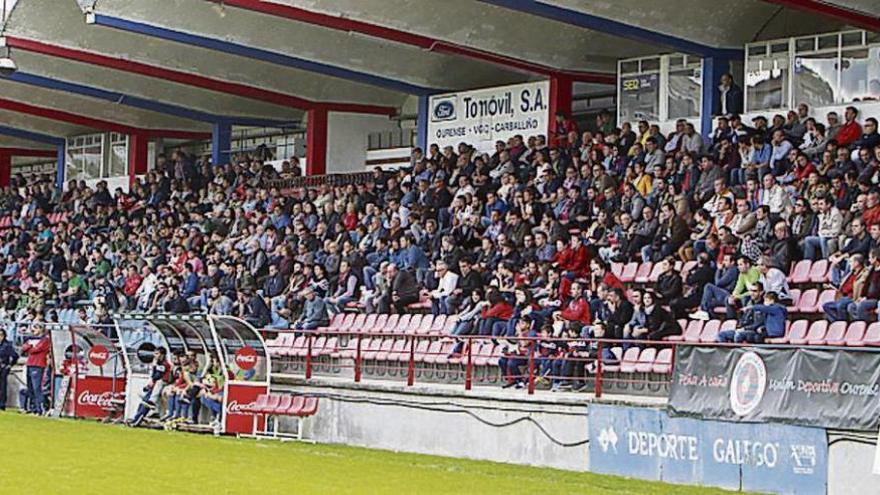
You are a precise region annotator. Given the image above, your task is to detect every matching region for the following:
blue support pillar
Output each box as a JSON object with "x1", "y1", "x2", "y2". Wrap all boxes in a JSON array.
[
  {"x1": 56, "y1": 144, "x2": 66, "y2": 190},
  {"x1": 416, "y1": 95, "x2": 430, "y2": 152},
  {"x1": 212, "y1": 121, "x2": 232, "y2": 166},
  {"x1": 701, "y1": 56, "x2": 730, "y2": 138}
]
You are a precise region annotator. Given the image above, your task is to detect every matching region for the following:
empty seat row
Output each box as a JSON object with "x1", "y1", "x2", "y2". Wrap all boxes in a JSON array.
[
  {"x1": 244, "y1": 394, "x2": 319, "y2": 417},
  {"x1": 603, "y1": 346, "x2": 674, "y2": 374},
  {"x1": 669, "y1": 318, "x2": 880, "y2": 346},
  {"x1": 321, "y1": 313, "x2": 458, "y2": 335},
  {"x1": 611, "y1": 259, "x2": 833, "y2": 286}
]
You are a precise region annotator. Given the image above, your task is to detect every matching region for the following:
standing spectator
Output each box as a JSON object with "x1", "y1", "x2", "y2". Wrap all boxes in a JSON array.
[
  {"x1": 20, "y1": 324, "x2": 50, "y2": 415},
  {"x1": 0, "y1": 328, "x2": 18, "y2": 410},
  {"x1": 713, "y1": 73, "x2": 743, "y2": 116}
]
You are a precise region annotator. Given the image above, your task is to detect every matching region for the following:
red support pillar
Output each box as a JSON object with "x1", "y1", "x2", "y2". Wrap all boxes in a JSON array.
[
  {"x1": 548, "y1": 75, "x2": 573, "y2": 144},
  {"x1": 128, "y1": 133, "x2": 149, "y2": 187},
  {"x1": 306, "y1": 106, "x2": 328, "y2": 176},
  {"x1": 0, "y1": 152, "x2": 10, "y2": 188}
]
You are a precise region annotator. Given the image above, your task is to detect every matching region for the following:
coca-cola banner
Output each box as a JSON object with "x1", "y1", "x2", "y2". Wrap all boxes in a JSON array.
[
  {"x1": 74, "y1": 376, "x2": 127, "y2": 419},
  {"x1": 224, "y1": 383, "x2": 267, "y2": 435},
  {"x1": 669, "y1": 346, "x2": 880, "y2": 430}
]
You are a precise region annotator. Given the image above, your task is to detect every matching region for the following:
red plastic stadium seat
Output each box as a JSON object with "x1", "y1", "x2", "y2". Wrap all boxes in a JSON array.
[
  {"x1": 634, "y1": 348, "x2": 657, "y2": 373},
  {"x1": 816, "y1": 321, "x2": 846, "y2": 345},
  {"x1": 680, "y1": 261, "x2": 697, "y2": 280},
  {"x1": 611, "y1": 262, "x2": 624, "y2": 279},
  {"x1": 293, "y1": 397, "x2": 319, "y2": 417},
  {"x1": 390, "y1": 339, "x2": 410, "y2": 362},
  {"x1": 337, "y1": 313, "x2": 356, "y2": 332},
  {"x1": 406, "y1": 314, "x2": 424, "y2": 334},
  {"x1": 323, "y1": 313, "x2": 344, "y2": 331},
  {"x1": 785, "y1": 289, "x2": 801, "y2": 313},
  {"x1": 808, "y1": 260, "x2": 830, "y2": 284},
  {"x1": 374, "y1": 339, "x2": 395, "y2": 360},
  {"x1": 244, "y1": 394, "x2": 271, "y2": 414},
  {"x1": 362, "y1": 339, "x2": 383, "y2": 360},
  {"x1": 792, "y1": 320, "x2": 827, "y2": 345},
  {"x1": 309, "y1": 336, "x2": 327, "y2": 357},
  {"x1": 412, "y1": 340, "x2": 432, "y2": 362},
  {"x1": 619, "y1": 262, "x2": 638, "y2": 283},
  {"x1": 840, "y1": 321, "x2": 866, "y2": 346},
  {"x1": 652, "y1": 348, "x2": 673, "y2": 374},
  {"x1": 667, "y1": 319, "x2": 688, "y2": 341},
  {"x1": 339, "y1": 337, "x2": 366, "y2": 359},
  {"x1": 270, "y1": 395, "x2": 294, "y2": 415},
  {"x1": 254, "y1": 394, "x2": 281, "y2": 414},
  {"x1": 423, "y1": 341, "x2": 445, "y2": 364},
  {"x1": 319, "y1": 337, "x2": 338, "y2": 357},
  {"x1": 619, "y1": 347, "x2": 641, "y2": 373},
  {"x1": 283, "y1": 395, "x2": 305, "y2": 415},
  {"x1": 796, "y1": 289, "x2": 819, "y2": 313},
  {"x1": 634, "y1": 262, "x2": 653, "y2": 284},
  {"x1": 860, "y1": 322, "x2": 880, "y2": 346},
  {"x1": 433, "y1": 342, "x2": 457, "y2": 365}
]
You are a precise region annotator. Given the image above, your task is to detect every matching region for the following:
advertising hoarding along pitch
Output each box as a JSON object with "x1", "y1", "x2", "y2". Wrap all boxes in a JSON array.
[
  {"x1": 669, "y1": 346, "x2": 880, "y2": 430},
  {"x1": 589, "y1": 404, "x2": 827, "y2": 495},
  {"x1": 427, "y1": 81, "x2": 550, "y2": 153}
]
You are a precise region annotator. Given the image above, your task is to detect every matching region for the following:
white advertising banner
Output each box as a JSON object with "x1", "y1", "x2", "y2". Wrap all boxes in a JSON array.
[{"x1": 426, "y1": 80, "x2": 550, "y2": 153}]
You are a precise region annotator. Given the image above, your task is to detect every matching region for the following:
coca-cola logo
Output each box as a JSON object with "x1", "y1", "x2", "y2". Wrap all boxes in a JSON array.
[
  {"x1": 77, "y1": 390, "x2": 122, "y2": 408},
  {"x1": 235, "y1": 346, "x2": 258, "y2": 371},
  {"x1": 89, "y1": 345, "x2": 110, "y2": 367},
  {"x1": 226, "y1": 400, "x2": 256, "y2": 415}
]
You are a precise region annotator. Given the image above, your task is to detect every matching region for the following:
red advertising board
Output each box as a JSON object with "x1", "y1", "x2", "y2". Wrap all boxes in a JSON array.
[
  {"x1": 73, "y1": 376, "x2": 127, "y2": 419},
  {"x1": 224, "y1": 382, "x2": 268, "y2": 434}
]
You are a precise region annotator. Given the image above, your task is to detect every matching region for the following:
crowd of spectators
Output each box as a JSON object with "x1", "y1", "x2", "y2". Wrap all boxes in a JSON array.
[{"x1": 0, "y1": 84, "x2": 879, "y2": 387}]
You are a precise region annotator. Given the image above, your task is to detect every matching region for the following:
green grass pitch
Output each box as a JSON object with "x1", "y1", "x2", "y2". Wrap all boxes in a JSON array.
[{"x1": 0, "y1": 412, "x2": 744, "y2": 494}]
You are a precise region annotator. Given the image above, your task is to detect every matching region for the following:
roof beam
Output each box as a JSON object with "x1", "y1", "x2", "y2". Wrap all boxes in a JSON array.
[
  {"x1": 479, "y1": 0, "x2": 743, "y2": 58},
  {"x1": 1, "y1": 71, "x2": 297, "y2": 129},
  {"x1": 4, "y1": 36, "x2": 397, "y2": 116},
  {"x1": 761, "y1": 0, "x2": 880, "y2": 32},
  {"x1": 204, "y1": 0, "x2": 614, "y2": 84},
  {"x1": 0, "y1": 125, "x2": 65, "y2": 147},
  {"x1": 0, "y1": 148, "x2": 57, "y2": 158},
  {"x1": 0, "y1": 98, "x2": 210, "y2": 140},
  {"x1": 87, "y1": 12, "x2": 437, "y2": 95}
]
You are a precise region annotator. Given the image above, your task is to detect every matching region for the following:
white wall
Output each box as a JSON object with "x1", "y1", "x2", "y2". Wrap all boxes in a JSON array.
[{"x1": 326, "y1": 112, "x2": 399, "y2": 174}]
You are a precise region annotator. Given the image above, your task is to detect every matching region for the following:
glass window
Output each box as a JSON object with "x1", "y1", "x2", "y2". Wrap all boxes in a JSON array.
[
  {"x1": 619, "y1": 73, "x2": 660, "y2": 123},
  {"x1": 746, "y1": 54, "x2": 789, "y2": 111},
  {"x1": 794, "y1": 52, "x2": 838, "y2": 108},
  {"x1": 109, "y1": 137, "x2": 128, "y2": 177},
  {"x1": 640, "y1": 58, "x2": 660, "y2": 72},
  {"x1": 668, "y1": 66, "x2": 702, "y2": 119},
  {"x1": 619, "y1": 60, "x2": 639, "y2": 74},
  {"x1": 65, "y1": 133, "x2": 105, "y2": 181},
  {"x1": 839, "y1": 47, "x2": 880, "y2": 102}
]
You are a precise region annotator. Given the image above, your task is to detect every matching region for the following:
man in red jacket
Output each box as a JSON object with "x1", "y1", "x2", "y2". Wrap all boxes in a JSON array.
[
  {"x1": 21, "y1": 324, "x2": 51, "y2": 414},
  {"x1": 553, "y1": 282, "x2": 592, "y2": 335},
  {"x1": 836, "y1": 106, "x2": 863, "y2": 148},
  {"x1": 557, "y1": 235, "x2": 590, "y2": 278}
]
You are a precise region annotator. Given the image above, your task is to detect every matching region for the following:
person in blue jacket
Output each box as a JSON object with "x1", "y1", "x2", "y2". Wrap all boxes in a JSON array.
[
  {"x1": 718, "y1": 291, "x2": 786, "y2": 344},
  {"x1": 0, "y1": 328, "x2": 19, "y2": 410}
]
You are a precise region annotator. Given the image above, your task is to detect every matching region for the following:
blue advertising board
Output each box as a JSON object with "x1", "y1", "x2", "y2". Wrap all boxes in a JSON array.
[{"x1": 589, "y1": 404, "x2": 827, "y2": 494}]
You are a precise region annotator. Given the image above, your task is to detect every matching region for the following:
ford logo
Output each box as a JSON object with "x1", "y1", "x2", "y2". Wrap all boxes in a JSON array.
[{"x1": 432, "y1": 100, "x2": 455, "y2": 121}]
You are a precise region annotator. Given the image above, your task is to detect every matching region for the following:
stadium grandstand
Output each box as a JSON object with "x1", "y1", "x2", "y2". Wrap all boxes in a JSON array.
[{"x1": 0, "y1": 0, "x2": 879, "y2": 494}]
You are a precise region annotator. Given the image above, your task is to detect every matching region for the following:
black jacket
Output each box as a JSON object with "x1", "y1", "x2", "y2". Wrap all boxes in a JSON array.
[
  {"x1": 0, "y1": 339, "x2": 19, "y2": 369},
  {"x1": 655, "y1": 272, "x2": 683, "y2": 303}
]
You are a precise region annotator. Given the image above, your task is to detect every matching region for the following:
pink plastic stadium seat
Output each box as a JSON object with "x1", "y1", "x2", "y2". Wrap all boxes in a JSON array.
[
  {"x1": 619, "y1": 262, "x2": 638, "y2": 283},
  {"x1": 366, "y1": 314, "x2": 388, "y2": 333},
  {"x1": 814, "y1": 290, "x2": 836, "y2": 314},
  {"x1": 808, "y1": 260, "x2": 830, "y2": 284},
  {"x1": 603, "y1": 347, "x2": 623, "y2": 372},
  {"x1": 683, "y1": 320, "x2": 704, "y2": 342},
  {"x1": 789, "y1": 260, "x2": 812, "y2": 285},
  {"x1": 840, "y1": 322, "x2": 866, "y2": 347},
  {"x1": 646, "y1": 263, "x2": 664, "y2": 283},
  {"x1": 667, "y1": 320, "x2": 689, "y2": 341},
  {"x1": 634, "y1": 262, "x2": 653, "y2": 284},
  {"x1": 796, "y1": 289, "x2": 819, "y2": 313},
  {"x1": 347, "y1": 314, "x2": 367, "y2": 333},
  {"x1": 816, "y1": 321, "x2": 846, "y2": 345},
  {"x1": 619, "y1": 347, "x2": 641, "y2": 373},
  {"x1": 382, "y1": 314, "x2": 400, "y2": 333},
  {"x1": 855, "y1": 322, "x2": 880, "y2": 347},
  {"x1": 393, "y1": 314, "x2": 411, "y2": 334},
  {"x1": 792, "y1": 320, "x2": 827, "y2": 345},
  {"x1": 429, "y1": 315, "x2": 447, "y2": 335},
  {"x1": 417, "y1": 314, "x2": 435, "y2": 334},
  {"x1": 634, "y1": 348, "x2": 657, "y2": 373},
  {"x1": 611, "y1": 262, "x2": 624, "y2": 279},
  {"x1": 699, "y1": 321, "x2": 721, "y2": 342},
  {"x1": 652, "y1": 348, "x2": 674, "y2": 374},
  {"x1": 785, "y1": 289, "x2": 801, "y2": 312}
]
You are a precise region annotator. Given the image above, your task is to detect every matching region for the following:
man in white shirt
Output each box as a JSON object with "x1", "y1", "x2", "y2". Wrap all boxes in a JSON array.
[
  {"x1": 759, "y1": 173, "x2": 791, "y2": 218},
  {"x1": 430, "y1": 261, "x2": 459, "y2": 316},
  {"x1": 803, "y1": 195, "x2": 844, "y2": 260},
  {"x1": 757, "y1": 256, "x2": 791, "y2": 304}
]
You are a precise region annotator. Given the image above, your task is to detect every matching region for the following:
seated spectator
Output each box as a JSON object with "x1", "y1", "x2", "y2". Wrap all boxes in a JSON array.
[
  {"x1": 718, "y1": 290, "x2": 785, "y2": 343},
  {"x1": 293, "y1": 287, "x2": 329, "y2": 331},
  {"x1": 693, "y1": 253, "x2": 739, "y2": 320},
  {"x1": 823, "y1": 253, "x2": 868, "y2": 322}
]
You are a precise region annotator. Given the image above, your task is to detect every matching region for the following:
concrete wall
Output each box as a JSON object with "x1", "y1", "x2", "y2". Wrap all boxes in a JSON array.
[
  {"x1": 828, "y1": 438, "x2": 880, "y2": 495},
  {"x1": 326, "y1": 112, "x2": 399, "y2": 174},
  {"x1": 277, "y1": 380, "x2": 590, "y2": 472}
]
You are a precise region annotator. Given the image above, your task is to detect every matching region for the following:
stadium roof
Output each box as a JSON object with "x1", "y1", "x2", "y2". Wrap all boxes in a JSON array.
[{"x1": 0, "y1": 0, "x2": 875, "y2": 149}]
